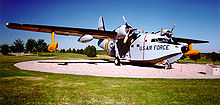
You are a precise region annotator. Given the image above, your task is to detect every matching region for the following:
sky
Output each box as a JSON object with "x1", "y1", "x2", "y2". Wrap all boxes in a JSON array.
[{"x1": 0, "y1": 0, "x2": 219, "y2": 53}]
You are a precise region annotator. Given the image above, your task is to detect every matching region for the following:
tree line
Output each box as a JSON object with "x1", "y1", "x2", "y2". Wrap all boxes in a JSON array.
[
  {"x1": 0, "y1": 38, "x2": 97, "y2": 57},
  {"x1": 180, "y1": 52, "x2": 220, "y2": 64},
  {"x1": 0, "y1": 39, "x2": 48, "y2": 54},
  {"x1": 59, "y1": 45, "x2": 97, "y2": 57}
]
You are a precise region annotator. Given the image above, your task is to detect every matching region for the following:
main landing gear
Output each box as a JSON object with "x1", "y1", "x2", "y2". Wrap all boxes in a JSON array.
[{"x1": 164, "y1": 61, "x2": 172, "y2": 69}]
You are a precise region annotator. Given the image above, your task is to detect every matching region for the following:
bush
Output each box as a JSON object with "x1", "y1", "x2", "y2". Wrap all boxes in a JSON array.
[
  {"x1": 189, "y1": 53, "x2": 201, "y2": 63},
  {"x1": 0, "y1": 44, "x2": 10, "y2": 55},
  {"x1": 208, "y1": 52, "x2": 219, "y2": 64},
  {"x1": 84, "y1": 45, "x2": 97, "y2": 57}
]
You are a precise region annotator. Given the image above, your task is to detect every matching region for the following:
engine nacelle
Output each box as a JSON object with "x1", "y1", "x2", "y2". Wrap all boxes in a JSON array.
[
  {"x1": 48, "y1": 42, "x2": 58, "y2": 52},
  {"x1": 115, "y1": 25, "x2": 127, "y2": 38},
  {"x1": 78, "y1": 34, "x2": 93, "y2": 43}
]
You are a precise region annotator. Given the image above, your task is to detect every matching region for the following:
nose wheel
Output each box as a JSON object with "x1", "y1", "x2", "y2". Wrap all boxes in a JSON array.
[{"x1": 114, "y1": 57, "x2": 121, "y2": 66}]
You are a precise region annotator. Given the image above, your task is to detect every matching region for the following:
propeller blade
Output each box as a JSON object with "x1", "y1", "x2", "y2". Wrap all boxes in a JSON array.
[
  {"x1": 134, "y1": 29, "x2": 143, "y2": 32},
  {"x1": 122, "y1": 16, "x2": 127, "y2": 23},
  {"x1": 124, "y1": 35, "x2": 129, "y2": 43},
  {"x1": 171, "y1": 24, "x2": 176, "y2": 32},
  {"x1": 160, "y1": 28, "x2": 163, "y2": 35}
]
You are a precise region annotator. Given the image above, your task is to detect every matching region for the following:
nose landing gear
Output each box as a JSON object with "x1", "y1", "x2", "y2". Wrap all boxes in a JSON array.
[{"x1": 114, "y1": 57, "x2": 121, "y2": 66}]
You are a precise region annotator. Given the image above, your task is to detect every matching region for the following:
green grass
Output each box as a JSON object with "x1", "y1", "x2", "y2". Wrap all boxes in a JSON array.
[
  {"x1": 96, "y1": 50, "x2": 108, "y2": 55},
  {"x1": 0, "y1": 54, "x2": 220, "y2": 104}
]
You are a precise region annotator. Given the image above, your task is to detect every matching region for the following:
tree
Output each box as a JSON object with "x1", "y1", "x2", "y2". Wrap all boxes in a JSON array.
[
  {"x1": 25, "y1": 38, "x2": 37, "y2": 53},
  {"x1": 59, "y1": 49, "x2": 65, "y2": 53},
  {"x1": 36, "y1": 39, "x2": 48, "y2": 52},
  {"x1": 72, "y1": 48, "x2": 76, "y2": 53},
  {"x1": 9, "y1": 45, "x2": 16, "y2": 53},
  {"x1": 76, "y1": 49, "x2": 84, "y2": 54},
  {"x1": 0, "y1": 44, "x2": 10, "y2": 55},
  {"x1": 79, "y1": 49, "x2": 84, "y2": 54},
  {"x1": 189, "y1": 53, "x2": 201, "y2": 63},
  {"x1": 208, "y1": 52, "x2": 218, "y2": 64},
  {"x1": 84, "y1": 45, "x2": 97, "y2": 57},
  {"x1": 67, "y1": 48, "x2": 72, "y2": 53},
  {"x1": 13, "y1": 39, "x2": 24, "y2": 52}
]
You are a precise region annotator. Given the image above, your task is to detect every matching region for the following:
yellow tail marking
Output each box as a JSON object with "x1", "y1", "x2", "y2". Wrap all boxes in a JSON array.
[{"x1": 105, "y1": 39, "x2": 112, "y2": 56}]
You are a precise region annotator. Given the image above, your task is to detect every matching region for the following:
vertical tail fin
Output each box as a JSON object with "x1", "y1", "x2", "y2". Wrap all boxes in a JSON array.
[{"x1": 98, "y1": 16, "x2": 105, "y2": 31}]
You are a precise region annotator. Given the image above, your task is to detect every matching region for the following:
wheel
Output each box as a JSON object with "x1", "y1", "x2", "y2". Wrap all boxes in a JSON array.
[
  {"x1": 164, "y1": 61, "x2": 172, "y2": 69},
  {"x1": 164, "y1": 63, "x2": 168, "y2": 69},
  {"x1": 114, "y1": 57, "x2": 121, "y2": 66}
]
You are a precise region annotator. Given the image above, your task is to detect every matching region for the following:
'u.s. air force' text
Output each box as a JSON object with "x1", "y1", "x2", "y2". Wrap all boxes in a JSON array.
[{"x1": 139, "y1": 45, "x2": 170, "y2": 50}]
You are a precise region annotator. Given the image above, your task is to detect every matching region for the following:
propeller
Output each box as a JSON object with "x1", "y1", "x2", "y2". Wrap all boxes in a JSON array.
[
  {"x1": 165, "y1": 24, "x2": 176, "y2": 38},
  {"x1": 122, "y1": 16, "x2": 133, "y2": 43}
]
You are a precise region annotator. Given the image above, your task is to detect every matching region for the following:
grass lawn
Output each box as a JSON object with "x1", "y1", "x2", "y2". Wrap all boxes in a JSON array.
[{"x1": 0, "y1": 53, "x2": 220, "y2": 104}]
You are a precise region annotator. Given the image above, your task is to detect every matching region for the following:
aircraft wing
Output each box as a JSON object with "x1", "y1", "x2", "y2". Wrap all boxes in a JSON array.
[
  {"x1": 6, "y1": 23, "x2": 117, "y2": 39},
  {"x1": 172, "y1": 37, "x2": 209, "y2": 44}
]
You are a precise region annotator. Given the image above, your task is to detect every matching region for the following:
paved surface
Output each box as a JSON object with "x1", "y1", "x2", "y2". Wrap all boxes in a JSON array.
[{"x1": 14, "y1": 59, "x2": 220, "y2": 79}]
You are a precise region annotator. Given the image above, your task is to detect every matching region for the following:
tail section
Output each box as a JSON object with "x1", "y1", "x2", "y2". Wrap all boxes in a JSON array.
[{"x1": 98, "y1": 16, "x2": 105, "y2": 31}]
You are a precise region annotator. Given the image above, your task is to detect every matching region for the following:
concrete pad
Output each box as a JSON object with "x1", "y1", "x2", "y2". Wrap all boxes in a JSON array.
[{"x1": 14, "y1": 59, "x2": 220, "y2": 79}]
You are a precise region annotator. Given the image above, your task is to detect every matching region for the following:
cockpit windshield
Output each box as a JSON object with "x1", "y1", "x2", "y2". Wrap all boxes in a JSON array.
[{"x1": 151, "y1": 38, "x2": 168, "y2": 43}]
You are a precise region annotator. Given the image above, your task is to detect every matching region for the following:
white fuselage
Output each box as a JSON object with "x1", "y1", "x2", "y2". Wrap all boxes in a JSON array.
[
  {"x1": 98, "y1": 32, "x2": 184, "y2": 64},
  {"x1": 129, "y1": 33, "x2": 183, "y2": 64}
]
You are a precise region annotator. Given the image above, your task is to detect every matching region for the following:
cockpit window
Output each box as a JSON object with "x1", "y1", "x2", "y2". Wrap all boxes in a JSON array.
[
  {"x1": 151, "y1": 39, "x2": 156, "y2": 42},
  {"x1": 151, "y1": 38, "x2": 168, "y2": 42},
  {"x1": 158, "y1": 38, "x2": 163, "y2": 41}
]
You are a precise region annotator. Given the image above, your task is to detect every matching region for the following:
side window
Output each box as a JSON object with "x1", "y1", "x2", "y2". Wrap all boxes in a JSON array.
[
  {"x1": 157, "y1": 38, "x2": 169, "y2": 43},
  {"x1": 158, "y1": 38, "x2": 163, "y2": 42},
  {"x1": 151, "y1": 39, "x2": 155, "y2": 42}
]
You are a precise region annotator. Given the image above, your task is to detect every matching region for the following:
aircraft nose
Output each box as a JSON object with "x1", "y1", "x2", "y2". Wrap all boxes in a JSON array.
[{"x1": 181, "y1": 46, "x2": 189, "y2": 53}]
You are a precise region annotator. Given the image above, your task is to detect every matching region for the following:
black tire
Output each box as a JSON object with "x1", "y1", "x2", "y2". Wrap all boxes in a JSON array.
[
  {"x1": 114, "y1": 57, "x2": 121, "y2": 66},
  {"x1": 164, "y1": 61, "x2": 172, "y2": 69}
]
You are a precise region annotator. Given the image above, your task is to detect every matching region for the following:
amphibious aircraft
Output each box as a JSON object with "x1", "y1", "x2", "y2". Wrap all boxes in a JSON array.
[{"x1": 6, "y1": 16, "x2": 208, "y2": 69}]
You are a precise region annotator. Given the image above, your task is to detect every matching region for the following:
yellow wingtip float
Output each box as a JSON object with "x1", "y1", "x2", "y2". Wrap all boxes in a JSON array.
[
  {"x1": 48, "y1": 32, "x2": 58, "y2": 52},
  {"x1": 184, "y1": 43, "x2": 200, "y2": 56}
]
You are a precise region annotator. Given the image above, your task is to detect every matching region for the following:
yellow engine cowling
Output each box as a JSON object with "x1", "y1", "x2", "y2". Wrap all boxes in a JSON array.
[
  {"x1": 184, "y1": 43, "x2": 200, "y2": 56},
  {"x1": 48, "y1": 32, "x2": 58, "y2": 52},
  {"x1": 48, "y1": 42, "x2": 58, "y2": 52}
]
